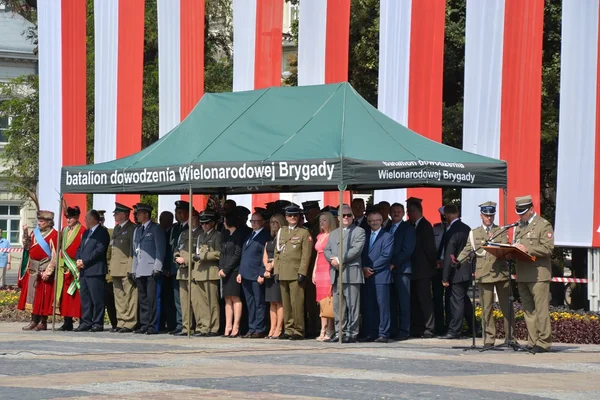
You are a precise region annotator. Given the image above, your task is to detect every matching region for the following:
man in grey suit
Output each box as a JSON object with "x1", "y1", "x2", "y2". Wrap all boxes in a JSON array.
[
  {"x1": 131, "y1": 203, "x2": 166, "y2": 335},
  {"x1": 324, "y1": 204, "x2": 366, "y2": 343}
]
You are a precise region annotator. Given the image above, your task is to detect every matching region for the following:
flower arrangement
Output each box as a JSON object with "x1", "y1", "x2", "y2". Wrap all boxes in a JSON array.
[{"x1": 0, "y1": 287, "x2": 29, "y2": 322}]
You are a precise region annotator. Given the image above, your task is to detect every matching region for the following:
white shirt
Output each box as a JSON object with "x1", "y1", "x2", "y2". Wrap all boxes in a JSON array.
[
  {"x1": 142, "y1": 220, "x2": 151, "y2": 230},
  {"x1": 414, "y1": 216, "x2": 424, "y2": 228}
]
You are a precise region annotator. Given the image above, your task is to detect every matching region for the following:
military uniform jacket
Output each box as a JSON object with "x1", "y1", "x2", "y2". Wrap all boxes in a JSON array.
[
  {"x1": 193, "y1": 229, "x2": 222, "y2": 281},
  {"x1": 167, "y1": 222, "x2": 185, "y2": 275},
  {"x1": 513, "y1": 214, "x2": 554, "y2": 283},
  {"x1": 174, "y1": 226, "x2": 202, "y2": 280},
  {"x1": 108, "y1": 221, "x2": 136, "y2": 277},
  {"x1": 458, "y1": 224, "x2": 509, "y2": 283},
  {"x1": 274, "y1": 225, "x2": 312, "y2": 281}
]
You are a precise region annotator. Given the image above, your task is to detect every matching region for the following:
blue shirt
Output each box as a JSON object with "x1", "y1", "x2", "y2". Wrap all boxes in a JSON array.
[{"x1": 0, "y1": 238, "x2": 10, "y2": 268}]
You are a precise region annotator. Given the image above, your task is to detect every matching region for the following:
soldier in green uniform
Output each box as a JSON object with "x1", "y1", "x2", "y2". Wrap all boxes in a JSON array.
[
  {"x1": 192, "y1": 210, "x2": 222, "y2": 336},
  {"x1": 173, "y1": 209, "x2": 203, "y2": 336},
  {"x1": 458, "y1": 201, "x2": 512, "y2": 347},
  {"x1": 513, "y1": 195, "x2": 554, "y2": 353},
  {"x1": 108, "y1": 203, "x2": 137, "y2": 333},
  {"x1": 274, "y1": 205, "x2": 312, "y2": 340}
]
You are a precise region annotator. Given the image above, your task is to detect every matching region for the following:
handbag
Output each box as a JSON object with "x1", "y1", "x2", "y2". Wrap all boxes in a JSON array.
[{"x1": 319, "y1": 286, "x2": 334, "y2": 318}]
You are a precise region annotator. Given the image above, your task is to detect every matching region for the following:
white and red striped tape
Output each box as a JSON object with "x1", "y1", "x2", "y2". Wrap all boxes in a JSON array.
[{"x1": 0, "y1": 248, "x2": 24, "y2": 253}]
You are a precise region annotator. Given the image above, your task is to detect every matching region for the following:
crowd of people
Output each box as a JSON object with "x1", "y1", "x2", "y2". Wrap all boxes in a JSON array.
[{"x1": 15, "y1": 194, "x2": 555, "y2": 352}]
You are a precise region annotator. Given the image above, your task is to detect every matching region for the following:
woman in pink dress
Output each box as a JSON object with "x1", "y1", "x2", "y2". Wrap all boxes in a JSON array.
[{"x1": 312, "y1": 211, "x2": 337, "y2": 341}]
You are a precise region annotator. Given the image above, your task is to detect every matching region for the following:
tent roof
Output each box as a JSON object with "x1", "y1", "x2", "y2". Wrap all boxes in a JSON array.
[{"x1": 62, "y1": 83, "x2": 506, "y2": 194}]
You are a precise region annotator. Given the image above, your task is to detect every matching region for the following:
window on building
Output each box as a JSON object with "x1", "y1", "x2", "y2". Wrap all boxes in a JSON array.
[
  {"x1": 0, "y1": 205, "x2": 21, "y2": 244},
  {"x1": 290, "y1": 4, "x2": 299, "y2": 21},
  {"x1": 0, "y1": 114, "x2": 8, "y2": 143}
]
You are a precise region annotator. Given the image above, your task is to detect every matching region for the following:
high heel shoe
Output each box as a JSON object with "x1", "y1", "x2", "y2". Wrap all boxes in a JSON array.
[
  {"x1": 229, "y1": 330, "x2": 240, "y2": 338},
  {"x1": 270, "y1": 330, "x2": 282, "y2": 339},
  {"x1": 223, "y1": 327, "x2": 232, "y2": 338},
  {"x1": 316, "y1": 328, "x2": 327, "y2": 342}
]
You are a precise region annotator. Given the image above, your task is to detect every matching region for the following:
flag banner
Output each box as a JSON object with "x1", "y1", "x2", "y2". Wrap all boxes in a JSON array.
[
  {"x1": 375, "y1": 0, "x2": 445, "y2": 222},
  {"x1": 461, "y1": 0, "x2": 544, "y2": 228},
  {"x1": 555, "y1": 0, "x2": 600, "y2": 247}
]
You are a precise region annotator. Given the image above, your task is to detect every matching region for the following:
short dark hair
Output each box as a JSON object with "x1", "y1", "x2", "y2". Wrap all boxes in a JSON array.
[
  {"x1": 407, "y1": 202, "x2": 423, "y2": 213},
  {"x1": 223, "y1": 212, "x2": 239, "y2": 228},
  {"x1": 88, "y1": 209, "x2": 101, "y2": 223},
  {"x1": 351, "y1": 198, "x2": 364, "y2": 205},
  {"x1": 391, "y1": 202, "x2": 404, "y2": 211},
  {"x1": 444, "y1": 204, "x2": 459, "y2": 215},
  {"x1": 378, "y1": 201, "x2": 391, "y2": 207}
]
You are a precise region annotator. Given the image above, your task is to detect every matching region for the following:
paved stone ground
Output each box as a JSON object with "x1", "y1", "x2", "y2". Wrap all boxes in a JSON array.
[{"x1": 1, "y1": 322, "x2": 599, "y2": 399}]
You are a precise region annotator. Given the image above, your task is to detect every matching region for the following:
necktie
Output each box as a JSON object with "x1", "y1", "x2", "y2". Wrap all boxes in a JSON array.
[
  {"x1": 247, "y1": 231, "x2": 257, "y2": 245},
  {"x1": 390, "y1": 224, "x2": 397, "y2": 235},
  {"x1": 85, "y1": 228, "x2": 93, "y2": 245},
  {"x1": 355, "y1": 220, "x2": 359, "y2": 226},
  {"x1": 370, "y1": 232, "x2": 377, "y2": 248}
]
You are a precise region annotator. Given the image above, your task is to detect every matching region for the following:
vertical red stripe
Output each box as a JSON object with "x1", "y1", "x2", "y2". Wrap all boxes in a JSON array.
[
  {"x1": 324, "y1": 0, "x2": 351, "y2": 206},
  {"x1": 180, "y1": 0, "x2": 208, "y2": 211},
  {"x1": 498, "y1": 0, "x2": 544, "y2": 224},
  {"x1": 406, "y1": 0, "x2": 445, "y2": 222},
  {"x1": 61, "y1": 0, "x2": 87, "y2": 219},
  {"x1": 115, "y1": 0, "x2": 145, "y2": 208},
  {"x1": 251, "y1": 0, "x2": 284, "y2": 209},
  {"x1": 592, "y1": 5, "x2": 600, "y2": 248}
]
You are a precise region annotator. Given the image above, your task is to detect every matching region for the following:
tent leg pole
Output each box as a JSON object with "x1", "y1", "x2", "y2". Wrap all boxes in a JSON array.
[
  {"x1": 52, "y1": 193, "x2": 65, "y2": 333},
  {"x1": 337, "y1": 189, "x2": 344, "y2": 344},
  {"x1": 188, "y1": 186, "x2": 193, "y2": 338},
  {"x1": 503, "y1": 189, "x2": 508, "y2": 226}
]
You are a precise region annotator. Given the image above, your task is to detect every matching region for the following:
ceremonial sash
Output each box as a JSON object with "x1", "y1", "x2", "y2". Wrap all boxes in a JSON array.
[
  {"x1": 33, "y1": 227, "x2": 52, "y2": 258},
  {"x1": 58, "y1": 225, "x2": 82, "y2": 297}
]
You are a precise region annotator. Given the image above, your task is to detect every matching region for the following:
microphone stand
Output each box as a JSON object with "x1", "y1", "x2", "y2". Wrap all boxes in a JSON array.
[{"x1": 451, "y1": 224, "x2": 516, "y2": 352}]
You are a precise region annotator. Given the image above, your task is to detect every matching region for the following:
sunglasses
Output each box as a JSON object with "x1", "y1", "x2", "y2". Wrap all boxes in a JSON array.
[{"x1": 342, "y1": 213, "x2": 353, "y2": 218}]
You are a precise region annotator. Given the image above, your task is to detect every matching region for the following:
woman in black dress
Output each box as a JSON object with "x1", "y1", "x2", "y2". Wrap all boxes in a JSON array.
[
  {"x1": 219, "y1": 212, "x2": 244, "y2": 337},
  {"x1": 262, "y1": 213, "x2": 287, "y2": 339}
]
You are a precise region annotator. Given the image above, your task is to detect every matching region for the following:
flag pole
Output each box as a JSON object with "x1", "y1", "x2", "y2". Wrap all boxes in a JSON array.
[
  {"x1": 188, "y1": 185, "x2": 193, "y2": 338},
  {"x1": 52, "y1": 193, "x2": 65, "y2": 332}
]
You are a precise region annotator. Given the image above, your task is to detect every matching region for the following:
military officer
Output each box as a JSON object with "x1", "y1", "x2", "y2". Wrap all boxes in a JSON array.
[
  {"x1": 274, "y1": 205, "x2": 312, "y2": 340},
  {"x1": 167, "y1": 200, "x2": 189, "y2": 334},
  {"x1": 512, "y1": 195, "x2": 554, "y2": 353},
  {"x1": 457, "y1": 201, "x2": 512, "y2": 347},
  {"x1": 302, "y1": 201, "x2": 321, "y2": 234},
  {"x1": 173, "y1": 209, "x2": 202, "y2": 335},
  {"x1": 108, "y1": 203, "x2": 137, "y2": 333},
  {"x1": 191, "y1": 211, "x2": 222, "y2": 336}
]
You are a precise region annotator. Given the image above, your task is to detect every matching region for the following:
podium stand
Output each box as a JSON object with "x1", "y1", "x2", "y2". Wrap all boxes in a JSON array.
[{"x1": 479, "y1": 244, "x2": 535, "y2": 353}]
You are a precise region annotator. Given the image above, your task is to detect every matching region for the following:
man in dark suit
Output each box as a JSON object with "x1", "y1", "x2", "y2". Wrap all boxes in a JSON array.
[
  {"x1": 387, "y1": 203, "x2": 416, "y2": 340},
  {"x1": 406, "y1": 198, "x2": 437, "y2": 338},
  {"x1": 74, "y1": 210, "x2": 110, "y2": 332},
  {"x1": 440, "y1": 204, "x2": 473, "y2": 339},
  {"x1": 360, "y1": 211, "x2": 394, "y2": 342},
  {"x1": 351, "y1": 198, "x2": 369, "y2": 232},
  {"x1": 237, "y1": 211, "x2": 271, "y2": 338}
]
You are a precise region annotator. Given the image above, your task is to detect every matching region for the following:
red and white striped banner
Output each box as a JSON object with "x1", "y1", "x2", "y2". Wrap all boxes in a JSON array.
[
  {"x1": 461, "y1": 0, "x2": 544, "y2": 228},
  {"x1": 230, "y1": 0, "x2": 286, "y2": 213},
  {"x1": 92, "y1": 0, "x2": 145, "y2": 226},
  {"x1": 294, "y1": 0, "x2": 351, "y2": 210},
  {"x1": 157, "y1": 0, "x2": 208, "y2": 216},
  {"x1": 38, "y1": 0, "x2": 87, "y2": 222},
  {"x1": 555, "y1": 0, "x2": 600, "y2": 248},
  {"x1": 374, "y1": 0, "x2": 445, "y2": 222}
]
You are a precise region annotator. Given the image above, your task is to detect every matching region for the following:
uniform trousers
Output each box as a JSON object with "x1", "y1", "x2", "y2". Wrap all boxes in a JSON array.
[
  {"x1": 242, "y1": 279, "x2": 266, "y2": 334},
  {"x1": 112, "y1": 276, "x2": 138, "y2": 329},
  {"x1": 447, "y1": 280, "x2": 474, "y2": 336},
  {"x1": 280, "y1": 280, "x2": 305, "y2": 337},
  {"x1": 333, "y1": 282, "x2": 361, "y2": 339},
  {"x1": 137, "y1": 275, "x2": 159, "y2": 332},
  {"x1": 173, "y1": 278, "x2": 182, "y2": 331},
  {"x1": 195, "y1": 280, "x2": 220, "y2": 334},
  {"x1": 410, "y1": 277, "x2": 435, "y2": 336},
  {"x1": 518, "y1": 281, "x2": 552, "y2": 350},
  {"x1": 79, "y1": 275, "x2": 105, "y2": 328},
  {"x1": 478, "y1": 280, "x2": 511, "y2": 344}
]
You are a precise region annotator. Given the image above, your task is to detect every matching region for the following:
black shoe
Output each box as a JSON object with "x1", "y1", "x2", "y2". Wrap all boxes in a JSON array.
[
  {"x1": 118, "y1": 328, "x2": 133, "y2": 333},
  {"x1": 357, "y1": 336, "x2": 375, "y2": 343},
  {"x1": 74, "y1": 325, "x2": 91, "y2": 332},
  {"x1": 374, "y1": 336, "x2": 389, "y2": 343},
  {"x1": 422, "y1": 331, "x2": 434, "y2": 339},
  {"x1": 134, "y1": 328, "x2": 148, "y2": 334},
  {"x1": 325, "y1": 335, "x2": 340, "y2": 343},
  {"x1": 278, "y1": 334, "x2": 291, "y2": 340},
  {"x1": 169, "y1": 329, "x2": 182, "y2": 335},
  {"x1": 110, "y1": 327, "x2": 119, "y2": 333},
  {"x1": 91, "y1": 326, "x2": 104, "y2": 332},
  {"x1": 193, "y1": 332, "x2": 207, "y2": 337},
  {"x1": 342, "y1": 337, "x2": 357, "y2": 344},
  {"x1": 289, "y1": 334, "x2": 303, "y2": 340},
  {"x1": 206, "y1": 332, "x2": 219, "y2": 337},
  {"x1": 531, "y1": 345, "x2": 549, "y2": 353},
  {"x1": 146, "y1": 329, "x2": 158, "y2": 335},
  {"x1": 438, "y1": 333, "x2": 460, "y2": 339},
  {"x1": 483, "y1": 343, "x2": 494, "y2": 349},
  {"x1": 394, "y1": 335, "x2": 410, "y2": 341},
  {"x1": 174, "y1": 331, "x2": 188, "y2": 336},
  {"x1": 242, "y1": 332, "x2": 253, "y2": 339},
  {"x1": 58, "y1": 324, "x2": 73, "y2": 332}
]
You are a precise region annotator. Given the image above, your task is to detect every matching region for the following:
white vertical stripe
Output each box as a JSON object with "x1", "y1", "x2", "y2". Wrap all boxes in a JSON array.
[
  {"x1": 37, "y1": 1, "x2": 62, "y2": 221},
  {"x1": 555, "y1": 0, "x2": 600, "y2": 246},
  {"x1": 297, "y1": 0, "x2": 327, "y2": 86},
  {"x1": 374, "y1": 0, "x2": 412, "y2": 206},
  {"x1": 460, "y1": 0, "x2": 505, "y2": 228},
  {"x1": 232, "y1": 0, "x2": 257, "y2": 92},
  {"x1": 157, "y1": 0, "x2": 182, "y2": 215},
  {"x1": 92, "y1": 0, "x2": 119, "y2": 226}
]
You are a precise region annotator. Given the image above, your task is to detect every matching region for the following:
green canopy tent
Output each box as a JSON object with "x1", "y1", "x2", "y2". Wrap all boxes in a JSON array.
[
  {"x1": 61, "y1": 83, "x2": 506, "y2": 195},
  {"x1": 58, "y1": 83, "x2": 507, "y2": 341}
]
